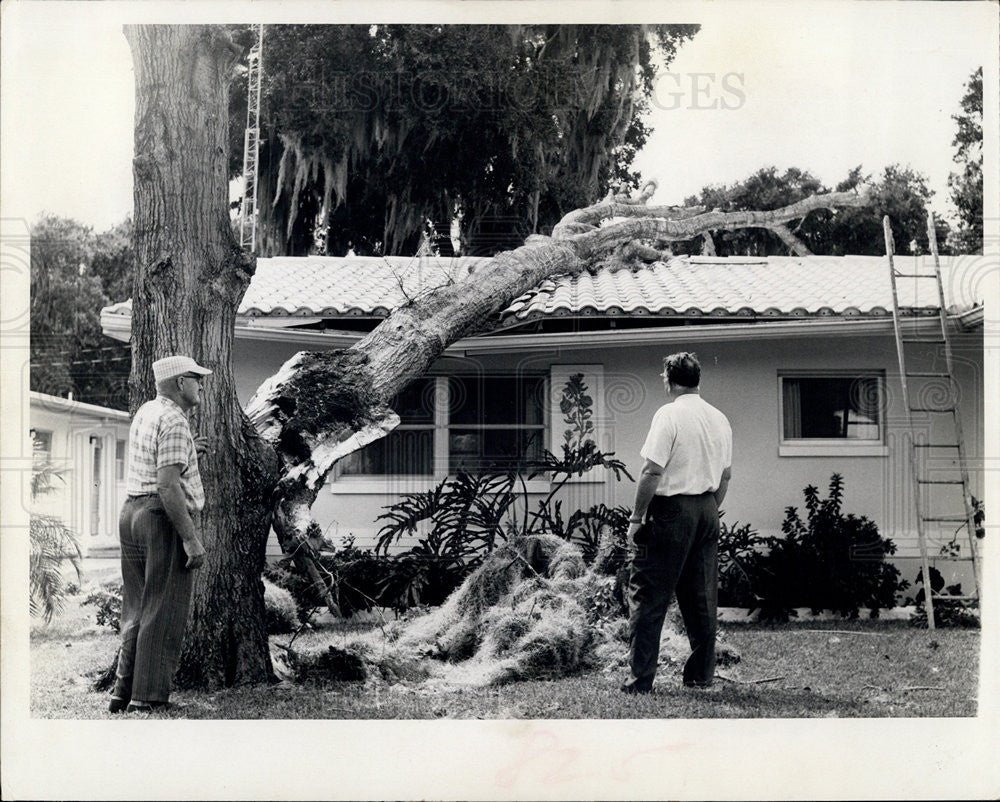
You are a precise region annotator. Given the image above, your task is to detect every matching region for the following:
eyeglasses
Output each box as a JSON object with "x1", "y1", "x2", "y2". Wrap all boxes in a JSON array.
[{"x1": 179, "y1": 374, "x2": 204, "y2": 384}]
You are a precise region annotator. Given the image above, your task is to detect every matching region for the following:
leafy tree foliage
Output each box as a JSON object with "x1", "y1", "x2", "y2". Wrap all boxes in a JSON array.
[
  {"x1": 679, "y1": 164, "x2": 948, "y2": 257},
  {"x1": 948, "y1": 67, "x2": 983, "y2": 254},
  {"x1": 230, "y1": 24, "x2": 699, "y2": 256},
  {"x1": 30, "y1": 215, "x2": 132, "y2": 409}
]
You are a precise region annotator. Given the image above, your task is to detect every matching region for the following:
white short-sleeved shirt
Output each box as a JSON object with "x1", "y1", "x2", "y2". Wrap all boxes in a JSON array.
[
  {"x1": 640, "y1": 393, "x2": 732, "y2": 496},
  {"x1": 126, "y1": 395, "x2": 205, "y2": 512}
]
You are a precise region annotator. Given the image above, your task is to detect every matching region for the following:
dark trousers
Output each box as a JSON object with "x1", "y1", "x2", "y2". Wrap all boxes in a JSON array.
[
  {"x1": 113, "y1": 495, "x2": 195, "y2": 703},
  {"x1": 626, "y1": 492, "x2": 719, "y2": 688}
]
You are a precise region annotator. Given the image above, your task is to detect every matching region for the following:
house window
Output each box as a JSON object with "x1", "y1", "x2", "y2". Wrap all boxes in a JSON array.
[
  {"x1": 336, "y1": 374, "x2": 546, "y2": 477},
  {"x1": 780, "y1": 373, "x2": 884, "y2": 446},
  {"x1": 116, "y1": 439, "x2": 127, "y2": 481},
  {"x1": 338, "y1": 378, "x2": 437, "y2": 476},
  {"x1": 447, "y1": 374, "x2": 546, "y2": 472}
]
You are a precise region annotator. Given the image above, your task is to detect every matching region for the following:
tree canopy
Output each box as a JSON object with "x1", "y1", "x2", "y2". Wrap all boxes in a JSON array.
[
  {"x1": 680, "y1": 164, "x2": 949, "y2": 257},
  {"x1": 948, "y1": 67, "x2": 983, "y2": 254},
  {"x1": 29, "y1": 215, "x2": 132, "y2": 408},
  {"x1": 229, "y1": 24, "x2": 699, "y2": 257}
]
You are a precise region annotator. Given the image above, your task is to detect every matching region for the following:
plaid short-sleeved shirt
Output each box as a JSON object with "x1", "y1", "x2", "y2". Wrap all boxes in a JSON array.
[{"x1": 126, "y1": 395, "x2": 205, "y2": 512}]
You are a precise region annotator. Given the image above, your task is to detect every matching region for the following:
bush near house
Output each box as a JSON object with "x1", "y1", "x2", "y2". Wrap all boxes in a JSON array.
[
  {"x1": 906, "y1": 566, "x2": 979, "y2": 629},
  {"x1": 718, "y1": 474, "x2": 908, "y2": 620}
]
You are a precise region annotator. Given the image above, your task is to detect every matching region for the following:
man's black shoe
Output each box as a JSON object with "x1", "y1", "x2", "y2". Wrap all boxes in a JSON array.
[
  {"x1": 620, "y1": 681, "x2": 652, "y2": 695},
  {"x1": 108, "y1": 696, "x2": 129, "y2": 714},
  {"x1": 683, "y1": 680, "x2": 713, "y2": 689},
  {"x1": 126, "y1": 701, "x2": 175, "y2": 713}
]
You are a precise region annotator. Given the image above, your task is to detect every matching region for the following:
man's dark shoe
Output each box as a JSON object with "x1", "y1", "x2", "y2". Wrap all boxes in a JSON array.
[
  {"x1": 683, "y1": 680, "x2": 713, "y2": 689},
  {"x1": 108, "y1": 696, "x2": 129, "y2": 714},
  {"x1": 620, "y1": 681, "x2": 653, "y2": 695},
  {"x1": 126, "y1": 701, "x2": 175, "y2": 713}
]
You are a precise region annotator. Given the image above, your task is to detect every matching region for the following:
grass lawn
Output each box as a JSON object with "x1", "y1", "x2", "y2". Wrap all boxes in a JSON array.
[{"x1": 30, "y1": 588, "x2": 980, "y2": 720}]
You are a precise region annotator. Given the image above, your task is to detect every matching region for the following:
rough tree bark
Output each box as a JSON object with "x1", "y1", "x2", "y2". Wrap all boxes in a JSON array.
[
  {"x1": 126, "y1": 25, "x2": 869, "y2": 689},
  {"x1": 124, "y1": 25, "x2": 280, "y2": 688}
]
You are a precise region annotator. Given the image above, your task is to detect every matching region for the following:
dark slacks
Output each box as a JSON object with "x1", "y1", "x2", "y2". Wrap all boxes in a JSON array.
[
  {"x1": 113, "y1": 495, "x2": 195, "y2": 703},
  {"x1": 626, "y1": 492, "x2": 719, "y2": 689}
]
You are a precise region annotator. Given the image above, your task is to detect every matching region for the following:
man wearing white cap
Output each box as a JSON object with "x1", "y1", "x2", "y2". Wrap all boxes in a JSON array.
[{"x1": 109, "y1": 355, "x2": 212, "y2": 714}]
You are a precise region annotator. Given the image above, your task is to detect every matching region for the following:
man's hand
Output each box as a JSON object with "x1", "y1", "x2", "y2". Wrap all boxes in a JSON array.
[
  {"x1": 182, "y1": 537, "x2": 206, "y2": 569},
  {"x1": 193, "y1": 436, "x2": 211, "y2": 457},
  {"x1": 627, "y1": 521, "x2": 643, "y2": 545}
]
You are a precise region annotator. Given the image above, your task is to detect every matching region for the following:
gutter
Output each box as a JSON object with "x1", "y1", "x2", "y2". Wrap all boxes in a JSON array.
[
  {"x1": 30, "y1": 391, "x2": 131, "y2": 421},
  {"x1": 102, "y1": 308, "x2": 960, "y2": 354}
]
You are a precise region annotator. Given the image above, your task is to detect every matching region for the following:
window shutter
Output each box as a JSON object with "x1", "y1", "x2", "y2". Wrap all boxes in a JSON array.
[{"x1": 549, "y1": 364, "x2": 606, "y2": 483}]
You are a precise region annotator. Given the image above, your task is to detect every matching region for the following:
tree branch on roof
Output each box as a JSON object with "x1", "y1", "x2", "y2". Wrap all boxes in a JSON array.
[{"x1": 769, "y1": 223, "x2": 813, "y2": 256}]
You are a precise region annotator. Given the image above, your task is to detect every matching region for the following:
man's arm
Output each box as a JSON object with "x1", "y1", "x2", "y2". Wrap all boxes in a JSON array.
[
  {"x1": 626, "y1": 459, "x2": 665, "y2": 542},
  {"x1": 157, "y1": 464, "x2": 206, "y2": 569},
  {"x1": 714, "y1": 466, "x2": 732, "y2": 508}
]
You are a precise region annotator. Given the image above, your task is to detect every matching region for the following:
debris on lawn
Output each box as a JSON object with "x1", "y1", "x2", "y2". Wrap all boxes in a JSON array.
[{"x1": 284, "y1": 533, "x2": 740, "y2": 688}]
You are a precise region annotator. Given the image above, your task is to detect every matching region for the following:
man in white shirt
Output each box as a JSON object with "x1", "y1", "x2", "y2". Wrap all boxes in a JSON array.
[{"x1": 622, "y1": 352, "x2": 733, "y2": 694}]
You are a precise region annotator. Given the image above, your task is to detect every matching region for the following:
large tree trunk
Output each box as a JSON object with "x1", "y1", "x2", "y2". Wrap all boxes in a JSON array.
[{"x1": 125, "y1": 25, "x2": 280, "y2": 688}]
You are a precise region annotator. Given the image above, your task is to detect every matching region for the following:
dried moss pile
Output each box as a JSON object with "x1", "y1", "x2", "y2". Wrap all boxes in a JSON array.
[{"x1": 288, "y1": 534, "x2": 739, "y2": 688}]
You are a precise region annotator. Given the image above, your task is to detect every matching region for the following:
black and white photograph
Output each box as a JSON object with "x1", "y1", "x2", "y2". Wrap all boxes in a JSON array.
[{"x1": 1, "y1": 1, "x2": 998, "y2": 799}]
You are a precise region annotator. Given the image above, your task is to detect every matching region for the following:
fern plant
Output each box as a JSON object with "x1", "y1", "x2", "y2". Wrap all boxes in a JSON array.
[{"x1": 30, "y1": 457, "x2": 82, "y2": 623}]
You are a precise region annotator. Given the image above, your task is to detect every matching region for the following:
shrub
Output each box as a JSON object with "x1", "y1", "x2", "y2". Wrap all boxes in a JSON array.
[
  {"x1": 906, "y1": 567, "x2": 979, "y2": 629},
  {"x1": 751, "y1": 474, "x2": 908, "y2": 619},
  {"x1": 83, "y1": 582, "x2": 123, "y2": 633},
  {"x1": 262, "y1": 578, "x2": 299, "y2": 634},
  {"x1": 717, "y1": 515, "x2": 767, "y2": 608}
]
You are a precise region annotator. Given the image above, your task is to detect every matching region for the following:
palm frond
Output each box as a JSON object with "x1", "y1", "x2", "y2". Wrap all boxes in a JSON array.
[{"x1": 29, "y1": 513, "x2": 82, "y2": 623}]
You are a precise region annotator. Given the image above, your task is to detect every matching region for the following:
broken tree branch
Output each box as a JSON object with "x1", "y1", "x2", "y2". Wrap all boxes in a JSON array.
[{"x1": 770, "y1": 223, "x2": 813, "y2": 256}]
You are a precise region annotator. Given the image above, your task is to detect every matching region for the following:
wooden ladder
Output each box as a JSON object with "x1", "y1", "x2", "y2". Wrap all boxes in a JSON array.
[{"x1": 883, "y1": 214, "x2": 981, "y2": 630}]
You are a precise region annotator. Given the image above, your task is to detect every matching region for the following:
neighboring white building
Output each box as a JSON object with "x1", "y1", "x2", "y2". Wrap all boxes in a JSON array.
[
  {"x1": 29, "y1": 392, "x2": 130, "y2": 557},
  {"x1": 101, "y1": 253, "x2": 985, "y2": 586}
]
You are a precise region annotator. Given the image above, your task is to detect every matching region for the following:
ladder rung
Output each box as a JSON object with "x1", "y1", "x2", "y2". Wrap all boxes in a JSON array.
[
  {"x1": 906, "y1": 372, "x2": 951, "y2": 378},
  {"x1": 913, "y1": 443, "x2": 959, "y2": 448},
  {"x1": 916, "y1": 479, "x2": 964, "y2": 484},
  {"x1": 901, "y1": 338, "x2": 946, "y2": 344},
  {"x1": 909, "y1": 406, "x2": 955, "y2": 412},
  {"x1": 930, "y1": 594, "x2": 978, "y2": 602},
  {"x1": 922, "y1": 515, "x2": 969, "y2": 522},
  {"x1": 892, "y1": 271, "x2": 938, "y2": 278}
]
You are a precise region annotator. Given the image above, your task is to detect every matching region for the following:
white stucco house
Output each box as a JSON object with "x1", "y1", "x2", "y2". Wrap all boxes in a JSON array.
[
  {"x1": 101, "y1": 252, "x2": 985, "y2": 586},
  {"x1": 29, "y1": 391, "x2": 131, "y2": 557}
]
